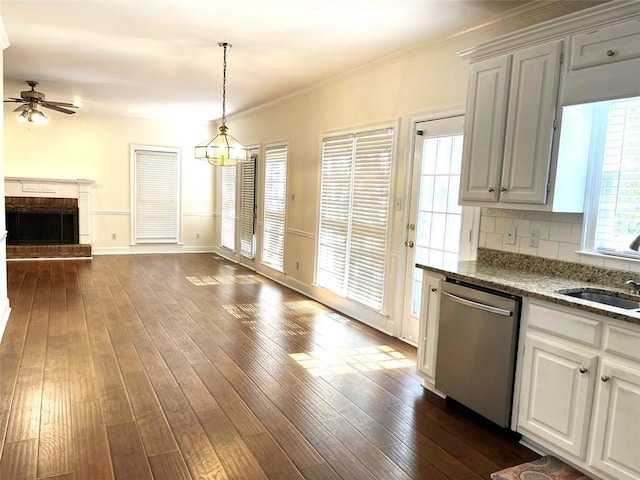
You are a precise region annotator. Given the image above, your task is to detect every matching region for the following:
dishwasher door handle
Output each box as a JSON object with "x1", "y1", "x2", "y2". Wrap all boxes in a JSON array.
[{"x1": 441, "y1": 291, "x2": 513, "y2": 317}]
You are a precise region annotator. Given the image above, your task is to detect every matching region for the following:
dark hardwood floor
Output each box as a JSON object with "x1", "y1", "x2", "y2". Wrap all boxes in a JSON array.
[{"x1": 0, "y1": 254, "x2": 537, "y2": 479}]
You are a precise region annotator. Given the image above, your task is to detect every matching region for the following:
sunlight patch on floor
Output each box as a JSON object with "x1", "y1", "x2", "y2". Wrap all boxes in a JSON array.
[
  {"x1": 290, "y1": 345, "x2": 415, "y2": 376},
  {"x1": 186, "y1": 274, "x2": 263, "y2": 286}
]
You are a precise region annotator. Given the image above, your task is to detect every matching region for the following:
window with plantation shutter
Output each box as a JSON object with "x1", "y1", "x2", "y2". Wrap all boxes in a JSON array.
[
  {"x1": 584, "y1": 96, "x2": 640, "y2": 259},
  {"x1": 317, "y1": 127, "x2": 393, "y2": 312},
  {"x1": 262, "y1": 145, "x2": 287, "y2": 271},
  {"x1": 221, "y1": 165, "x2": 236, "y2": 250},
  {"x1": 132, "y1": 147, "x2": 180, "y2": 244},
  {"x1": 240, "y1": 155, "x2": 257, "y2": 259}
]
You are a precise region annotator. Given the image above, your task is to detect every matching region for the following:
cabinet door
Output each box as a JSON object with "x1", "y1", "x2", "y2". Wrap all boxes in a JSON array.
[
  {"x1": 589, "y1": 360, "x2": 640, "y2": 480},
  {"x1": 459, "y1": 55, "x2": 511, "y2": 203},
  {"x1": 501, "y1": 41, "x2": 562, "y2": 204},
  {"x1": 417, "y1": 273, "x2": 441, "y2": 380},
  {"x1": 518, "y1": 333, "x2": 597, "y2": 459}
]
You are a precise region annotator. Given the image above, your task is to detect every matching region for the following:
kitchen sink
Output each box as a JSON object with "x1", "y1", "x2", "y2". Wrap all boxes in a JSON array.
[{"x1": 557, "y1": 288, "x2": 640, "y2": 310}]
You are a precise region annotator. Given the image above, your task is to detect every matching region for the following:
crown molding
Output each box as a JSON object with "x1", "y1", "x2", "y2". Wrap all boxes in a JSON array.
[
  {"x1": 459, "y1": 0, "x2": 640, "y2": 62},
  {"x1": 230, "y1": 1, "x2": 608, "y2": 121}
]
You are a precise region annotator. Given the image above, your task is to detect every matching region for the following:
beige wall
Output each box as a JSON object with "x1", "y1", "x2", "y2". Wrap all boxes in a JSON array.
[
  {"x1": 220, "y1": 2, "x2": 598, "y2": 334},
  {"x1": 3, "y1": 108, "x2": 216, "y2": 253}
]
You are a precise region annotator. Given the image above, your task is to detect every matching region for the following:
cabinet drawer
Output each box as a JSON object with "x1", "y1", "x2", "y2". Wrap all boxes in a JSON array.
[
  {"x1": 605, "y1": 324, "x2": 640, "y2": 362},
  {"x1": 528, "y1": 302, "x2": 602, "y2": 347},
  {"x1": 570, "y1": 18, "x2": 640, "y2": 70}
]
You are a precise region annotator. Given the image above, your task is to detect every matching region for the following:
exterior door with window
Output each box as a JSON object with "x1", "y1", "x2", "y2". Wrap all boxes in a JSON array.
[{"x1": 400, "y1": 116, "x2": 479, "y2": 344}]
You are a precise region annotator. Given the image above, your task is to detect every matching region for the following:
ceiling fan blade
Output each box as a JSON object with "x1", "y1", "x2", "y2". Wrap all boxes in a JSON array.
[
  {"x1": 4, "y1": 98, "x2": 24, "y2": 103},
  {"x1": 43, "y1": 100, "x2": 76, "y2": 107},
  {"x1": 41, "y1": 103, "x2": 76, "y2": 114},
  {"x1": 13, "y1": 104, "x2": 29, "y2": 112}
]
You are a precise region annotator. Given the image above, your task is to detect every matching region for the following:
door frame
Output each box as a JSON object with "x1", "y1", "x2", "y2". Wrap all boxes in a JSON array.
[{"x1": 392, "y1": 106, "x2": 481, "y2": 340}]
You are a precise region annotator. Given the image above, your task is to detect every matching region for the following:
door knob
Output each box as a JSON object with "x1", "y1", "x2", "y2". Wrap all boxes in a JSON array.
[{"x1": 404, "y1": 240, "x2": 414, "y2": 248}]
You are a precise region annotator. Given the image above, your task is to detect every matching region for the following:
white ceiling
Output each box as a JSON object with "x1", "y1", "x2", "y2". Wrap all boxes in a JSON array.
[{"x1": 2, "y1": 0, "x2": 531, "y2": 121}]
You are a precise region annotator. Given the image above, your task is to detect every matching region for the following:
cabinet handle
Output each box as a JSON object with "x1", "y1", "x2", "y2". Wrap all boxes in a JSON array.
[
  {"x1": 579, "y1": 367, "x2": 588, "y2": 374},
  {"x1": 601, "y1": 375, "x2": 610, "y2": 382},
  {"x1": 431, "y1": 287, "x2": 437, "y2": 293},
  {"x1": 606, "y1": 49, "x2": 615, "y2": 57},
  {"x1": 500, "y1": 187, "x2": 507, "y2": 192},
  {"x1": 488, "y1": 187, "x2": 495, "y2": 192}
]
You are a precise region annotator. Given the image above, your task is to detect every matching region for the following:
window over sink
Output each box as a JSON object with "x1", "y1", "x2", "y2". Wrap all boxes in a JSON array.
[{"x1": 582, "y1": 96, "x2": 640, "y2": 260}]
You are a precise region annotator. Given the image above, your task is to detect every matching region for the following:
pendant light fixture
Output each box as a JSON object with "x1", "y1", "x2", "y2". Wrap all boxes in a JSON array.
[{"x1": 195, "y1": 42, "x2": 249, "y2": 166}]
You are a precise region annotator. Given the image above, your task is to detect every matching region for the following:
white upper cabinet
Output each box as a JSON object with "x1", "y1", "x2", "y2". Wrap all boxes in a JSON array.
[
  {"x1": 501, "y1": 42, "x2": 562, "y2": 204},
  {"x1": 460, "y1": 41, "x2": 562, "y2": 206},
  {"x1": 563, "y1": 16, "x2": 640, "y2": 105},
  {"x1": 460, "y1": 56, "x2": 511, "y2": 202},
  {"x1": 458, "y1": 0, "x2": 640, "y2": 211}
]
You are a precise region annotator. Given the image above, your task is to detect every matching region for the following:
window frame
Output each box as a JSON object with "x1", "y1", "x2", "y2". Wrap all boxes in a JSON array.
[
  {"x1": 261, "y1": 143, "x2": 288, "y2": 272},
  {"x1": 315, "y1": 121, "x2": 397, "y2": 315},
  {"x1": 220, "y1": 164, "x2": 236, "y2": 251},
  {"x1": 239, "y1": 153, "x2": 258, "y2": 260},
  {"x1": 130, "y1": 144, "x2": 181, "y2": 245},
  {"x1": 582, "y1": 97, "x2": 640, "y2": 261}
]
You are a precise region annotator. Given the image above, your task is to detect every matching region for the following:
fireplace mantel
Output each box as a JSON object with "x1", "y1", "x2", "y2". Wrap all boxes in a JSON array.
[{"x1": 4, "y1": 177, "x2": 94, "y2": 245}]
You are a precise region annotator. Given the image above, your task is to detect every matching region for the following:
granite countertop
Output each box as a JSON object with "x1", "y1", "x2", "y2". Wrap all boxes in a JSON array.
[{"x1": 417, "y1": 249, "x2": 640, "y2": 326}]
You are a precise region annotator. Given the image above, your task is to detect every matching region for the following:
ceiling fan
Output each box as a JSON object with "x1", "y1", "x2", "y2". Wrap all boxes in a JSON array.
[{"x1": 4, "y1": 80, "x2": 78, "y2": 124}]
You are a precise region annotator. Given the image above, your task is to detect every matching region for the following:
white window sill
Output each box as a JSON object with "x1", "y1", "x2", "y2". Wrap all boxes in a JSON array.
[{"x1": 576, "y1": 250, "x2": 640, "y2": 265}]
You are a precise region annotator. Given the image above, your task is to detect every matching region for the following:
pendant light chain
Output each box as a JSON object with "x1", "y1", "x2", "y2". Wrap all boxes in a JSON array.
[{"x1": 220, "y1": 42, "x2": 228, "y2": 130}]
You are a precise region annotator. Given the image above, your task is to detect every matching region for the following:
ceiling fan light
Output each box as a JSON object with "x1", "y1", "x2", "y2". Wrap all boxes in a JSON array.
[
  {"x1": 18, "y1": 110, "x2": 29, "y2": 122},
  {"x1": 30, "y1": 109, "x2": 48, "y2": 124}
]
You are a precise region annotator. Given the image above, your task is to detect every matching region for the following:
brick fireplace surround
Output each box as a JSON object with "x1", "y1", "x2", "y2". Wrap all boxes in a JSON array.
[{"x1": 4, "y1": 177, "x2": 93, "y2": 259}]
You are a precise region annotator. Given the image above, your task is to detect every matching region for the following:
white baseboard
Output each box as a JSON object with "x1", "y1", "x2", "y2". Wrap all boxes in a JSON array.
[
  {"x1": 0, "y1": 297, "x2": 11, "y2": 342},
  {"x1": 92, "y1": 245, "x2": 216, "y2": 255},
  {"x1": 420, "y1": 380, "x2": 447, "y2": 399}
]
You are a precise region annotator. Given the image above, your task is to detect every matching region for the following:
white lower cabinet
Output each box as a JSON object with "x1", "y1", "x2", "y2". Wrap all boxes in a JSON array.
[
  {"x1": 416, "y1": 272, "x2": 443, "y2": 389},
  {"x1": 517, "y1": 300, "x2": 640, "y2": 480},
  {"x1": 589, "y1": 361, "x2": 640, "y2": 480},
  {"x1": 518, "y1": 333, "x2": 597, "y2": 459}
]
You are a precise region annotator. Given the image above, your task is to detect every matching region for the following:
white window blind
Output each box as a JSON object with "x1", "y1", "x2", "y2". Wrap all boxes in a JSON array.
[
  {"x1": 317, "y1": 128, "x2": 393, "y2": 312},
  {"x1": 240, "y1": 155, "x2": 257, "y2": 259},
  {"x1": 593, "y1": 97, "x2": 640, "y2": 259},
  {"x1": 262, "y1": 145, "x2": 287, "y2": 271},
  {"x1": 221, "y1": 165, "x2": 236, "y2": 250},
  {"x1": 133, "y1": 148, "x2": 180, "y2": 244}
]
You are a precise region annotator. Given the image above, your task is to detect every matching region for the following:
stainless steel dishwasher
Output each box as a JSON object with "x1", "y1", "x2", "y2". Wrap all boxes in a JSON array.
[{"x1": 435, "y1": 278, "x2": 521, "y2": 428}]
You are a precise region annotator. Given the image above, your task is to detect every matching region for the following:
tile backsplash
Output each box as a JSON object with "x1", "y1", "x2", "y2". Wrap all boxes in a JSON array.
[{"x1": 479, "y1": 208, "x2": 640, "y2": 273}]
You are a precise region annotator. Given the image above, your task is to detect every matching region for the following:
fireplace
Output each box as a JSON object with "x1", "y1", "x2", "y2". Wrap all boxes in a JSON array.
[
  {"x1": 4, "y1": 177, "x2": 94, "y2": 259},
  {"x1": 6, "y1": 197, "x2": 79, "y2": 245}
]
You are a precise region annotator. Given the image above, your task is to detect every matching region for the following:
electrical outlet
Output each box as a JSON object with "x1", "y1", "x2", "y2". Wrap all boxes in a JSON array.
[
  {"x1": 529, "y1": 229, "x2": 539, "y2": 248},
  {"x1": 505, "y1": 225, "x2": 517, "y2": 245},
  {"x1": 111, "y1": 233, "x2": 116, "y2": 240},
  {"x1": 296, "y1": 261, "x2": 300, "y2": 271}
]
